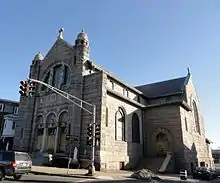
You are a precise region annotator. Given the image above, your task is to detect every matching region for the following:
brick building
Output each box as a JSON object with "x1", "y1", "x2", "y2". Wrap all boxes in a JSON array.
[{"x1": 13, "y1": 29, "x2": 214, "y2": 172}]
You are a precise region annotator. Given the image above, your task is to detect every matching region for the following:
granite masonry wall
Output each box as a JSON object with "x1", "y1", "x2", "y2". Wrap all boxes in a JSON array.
[
  {"x1": 99, "y1": 73, "x2": 143, "y2": 171},
  {"x1": 180, "y1": 77, "x2": 214, "y2": 169}
]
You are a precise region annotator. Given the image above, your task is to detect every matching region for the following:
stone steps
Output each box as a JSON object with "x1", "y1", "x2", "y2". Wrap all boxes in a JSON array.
[{"x1": 137, "y1": 157, "x2": 164, "y2": 172}]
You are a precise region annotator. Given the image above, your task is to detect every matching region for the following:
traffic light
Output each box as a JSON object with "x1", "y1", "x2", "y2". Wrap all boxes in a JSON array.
[
  {"x1": 87, "y1": 123, "x2": 93, "y2": 146},
  {"x1": 28, "y1": 81, "x2": 36, "y2": 97},
  {"x1": 87, "y1": 136, "x2": 92, "y2": 146},
  {"x1": 95, "y1": 124, "x2": 101, "y2": 144},
  {"x1": 87, "y1": 123, "x2": 93, "y2": 137},
  {"x1": 19, "y1": 81, "x2": 28, "y2": 97}
]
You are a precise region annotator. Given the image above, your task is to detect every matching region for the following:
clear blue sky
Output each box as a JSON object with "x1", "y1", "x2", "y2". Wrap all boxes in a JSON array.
[{"x1": 0, "y1": 1, "x2": 220, "y2": 148}]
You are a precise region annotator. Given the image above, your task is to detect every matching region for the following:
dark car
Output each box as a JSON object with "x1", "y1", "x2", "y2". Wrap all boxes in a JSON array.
[
  {"x1": 0, "y1": 151, "x2": 32, "y2": 180},
  {"x1": 193, "y1": 167, "x2": 217, "y2": 180}
]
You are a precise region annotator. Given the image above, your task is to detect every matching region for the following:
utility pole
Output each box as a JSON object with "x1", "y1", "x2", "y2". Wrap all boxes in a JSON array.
[{"x1": 24, "y1": 78, "x2": 96, "y2": 176}]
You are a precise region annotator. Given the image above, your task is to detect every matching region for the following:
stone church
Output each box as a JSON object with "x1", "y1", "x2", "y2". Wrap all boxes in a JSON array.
[{"x1": 14, "y1": 29, "x2": 214, "y2": 172}]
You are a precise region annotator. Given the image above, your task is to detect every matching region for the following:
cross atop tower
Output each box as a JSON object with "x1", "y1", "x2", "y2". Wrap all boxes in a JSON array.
[
  {"x1": 58, "y1": 28, "x2": 64, "y2": 39},
  {"x1": 187, "y1": 67, "x2": 191, "y2": 75}
]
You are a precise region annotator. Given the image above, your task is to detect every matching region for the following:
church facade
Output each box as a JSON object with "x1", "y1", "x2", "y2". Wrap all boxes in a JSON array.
[{"x1": 13, "y1": 29, "x2": 214, "y2": 172}]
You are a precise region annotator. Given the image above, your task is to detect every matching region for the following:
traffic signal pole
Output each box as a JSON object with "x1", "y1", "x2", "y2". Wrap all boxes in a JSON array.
[{"x1": 27, "y1": 78, "x2": 96, "y2": 176}]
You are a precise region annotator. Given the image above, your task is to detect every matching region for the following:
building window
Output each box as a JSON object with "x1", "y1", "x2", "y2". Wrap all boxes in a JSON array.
[
  {"x1": 105, "y1": 107, "x2": 108, "y2": 127},
  {"x1": 74, "y1": 56, "x2": 76, "y2": 65},
  {"x1": 68, "y1": 123, "x2": 71, "y2": 136},
  {"x1": 12, "y1": 121, "x2": 15, "y2": 129},
  {"x1": 42, "y1": 72, "x2": 50, "y2": 91},
  {"x1": 123, "y1": 88, "x2": 126, "y2": 96},
  {"x1": 63, "y1": 65, "x2": 70, "y2": 85},
  {"x1": 110, "y1": 80, "x2": 114, "y2": 90},
  {"x1": 115, "y1": 107, "x2": 125, "y2": 141},
  {"x1": 0, "y1": 104, "x2": 4, "y2": 112},
  {"x1": 52, "y1": 65, "x2": 62, "y2": 88},
  {"x1": 123, "y1": 88, "x2": 129, "y2": 97},
  {"x1": 20, "y1": 128, "x2": 24, "y2": 139},
  {"x1": 185, "y1": 117, "x2": 188, "y2": 131},
  {"x1": 14, "y1": 107, "x2": 19, "y2": 115},
  {"x1": 137, "y1": 96, "x2": 140, "y2": 103},
  {"x1": 192, "y1": 101, "x2": 200, "y2": 134},
  {"x1": 132, "y1": 113, "x2": 140, "y2": 143}
]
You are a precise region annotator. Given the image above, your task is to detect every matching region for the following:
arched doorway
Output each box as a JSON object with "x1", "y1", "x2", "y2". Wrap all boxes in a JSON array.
[
  {"x1": 35, "y1": 115, "x2": 44, "y2": 151},
  {"x1": 58, "y1": 111, "x2": 68, "y2": 153},
  {"x1": 45, "y1": 113, "x2": 56, "y2": 153},
  {"x1": 153, "y1": 128, "x2": 173, "y2": 157},
  {"x1": 156, "y1": 132, "x2": 170, "y2": 156}
]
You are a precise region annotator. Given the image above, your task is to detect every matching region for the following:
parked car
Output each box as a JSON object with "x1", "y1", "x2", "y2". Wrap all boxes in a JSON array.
[
  {"x1": 193, "y1": 166, "x2": 217, "y2": 180},
  {"x1": 0, "y1": 151, "x2": 32, "y2": 180}
]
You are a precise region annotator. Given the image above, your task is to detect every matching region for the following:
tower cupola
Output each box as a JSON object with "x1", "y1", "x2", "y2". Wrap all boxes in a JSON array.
[
  {"x1": 75, "y1": 29, "x2": 89, "y2": 47},
  {"x1": 33, "y1": 52, "x2": 44, "y2": 61}
]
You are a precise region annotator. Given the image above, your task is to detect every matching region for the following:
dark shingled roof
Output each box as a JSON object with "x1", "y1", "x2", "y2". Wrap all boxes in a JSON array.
[
  {"x1": 0, "y1": 98, "x2": 19, "y2": 104},
  {"x1": 135, "y1": 76, "x2": 187, "y2": 98}
]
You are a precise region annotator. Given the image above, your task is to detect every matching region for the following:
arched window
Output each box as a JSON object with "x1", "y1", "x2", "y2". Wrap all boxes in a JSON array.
[
  {"x1": 42, "y1": 72, "x2": 50, "y2": 91},
  {"x1": 105, "y1": 107, "x2": 108, "y2": 127},
  {"x1": 123, "y1": 88, "x2": 126, "y2": 96},
  {"x1": 132, "y1": 113, "x2": 140, "y2": 143},
  {"x1": 192, "y1": 101, "x2": 200, "y2": 134},
  {"x1": 63, "y1": 65, "x2": 70, "y2": 85},
  {"x1": 185, "y1": 117, "x2": 188, "y2": 131},
  {"x1": 115, "y1": 107, "x2": 125, "y2": 141},
  {"x1": 52, "y1": 65, "x2": 62, "y2": 88},
  {"x1": 20, "y1": 128, "x2": 24, "y2": 139},
  {"x1": 110, "y1": 80, "x2": 114, "y2": 90}
]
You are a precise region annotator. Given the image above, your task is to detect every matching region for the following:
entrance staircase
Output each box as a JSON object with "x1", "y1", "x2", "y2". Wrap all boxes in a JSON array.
[
  {"x1": 137, "y1": 157, "x2": 164, "y2": 172},
  {"x1": 137, "y1": 153, "x2": 172, "y2": 173}
]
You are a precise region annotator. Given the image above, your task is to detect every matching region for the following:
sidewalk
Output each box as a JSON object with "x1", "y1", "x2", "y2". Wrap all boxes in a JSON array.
[
  {"x1": 31, "y1": 166, "x2": 133, "y2": 180},
  {"x1": 31, "y1": 166, "x2": 197, "y2": 181}
]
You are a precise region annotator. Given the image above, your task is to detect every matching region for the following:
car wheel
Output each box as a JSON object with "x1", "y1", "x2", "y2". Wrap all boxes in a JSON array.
[
  {"x1": 0, "y1": 168, "x2": 5, "y2": 181},
  {"x1": 13, "y1": 175, "x2": 22, "y2": 180}
]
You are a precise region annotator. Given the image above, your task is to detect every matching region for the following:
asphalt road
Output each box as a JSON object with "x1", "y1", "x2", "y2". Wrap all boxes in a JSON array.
[
  {"x1": 2, "y1": 174, "x2": 220, "y2": 183},
  {"x1": 0, "y1": 174, "x2": 143, "y2": 183}
]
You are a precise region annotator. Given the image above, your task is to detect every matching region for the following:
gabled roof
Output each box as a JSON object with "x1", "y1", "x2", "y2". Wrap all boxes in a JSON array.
[
  {"x1": 0, "y1": 98, "x2": 19, "y2": 104},
  {"x1": 135, "y1": 76, "x2": 188, "y2": 98},
  {"x1": 44, "y1": 38, "x2": 74, "y2": 60}
]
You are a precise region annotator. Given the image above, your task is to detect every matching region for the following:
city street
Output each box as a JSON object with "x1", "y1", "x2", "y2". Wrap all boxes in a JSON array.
[
  {"x1": 1, "y1": 173, "x2": 220, "y2": 183},
  {"x1": 0, "y1": 174, "x2": 142, "y2": 183}
]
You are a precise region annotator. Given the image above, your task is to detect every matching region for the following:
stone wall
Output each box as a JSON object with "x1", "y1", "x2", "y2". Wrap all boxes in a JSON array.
[
  {"x1": 144, "y1": 104, "x2": 184, "y2": 172},
  {"x1": 13, "y1": 57, "x2": 41, "y2": 151},
  {"x1": 79, "y1": 71, "x2": 104, "y2": 161},
  {"x1": 13, "y1": 38, "x2": 87, "y2": 153},
  {"x1": 144, "y1": 104, "x2": 183, "y2": 156},
  {"x1": 99, "y1": 73, "x2": 143, "y2": 171},
  {"x1": 181, "y1": 76, "x2": 214, "y2": 168}
]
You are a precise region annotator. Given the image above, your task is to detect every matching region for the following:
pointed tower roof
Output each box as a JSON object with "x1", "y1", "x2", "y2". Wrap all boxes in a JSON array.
[{"x1": 33, "y1": 52, "x2": 44, "y2": 61}]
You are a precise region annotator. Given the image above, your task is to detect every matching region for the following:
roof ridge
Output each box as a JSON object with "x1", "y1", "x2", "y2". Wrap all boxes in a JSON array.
[
  {"x1": 135, "y1": 76, "x2": 187, "y2": 88},
  {"x1": 0, "y1": 98, "x2": 19, "y2": 103}
]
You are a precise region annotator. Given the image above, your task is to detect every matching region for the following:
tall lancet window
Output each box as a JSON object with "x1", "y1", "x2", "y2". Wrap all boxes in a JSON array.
[
  {"x1": 115, "y1": 107, "x2": 125, "y2": 141},
  {"x1": 192, "y1": 101, "x2": 200, "y2": 134},
  {"x1": 52, "y1": 65, "x2": 62, "y2": 88}
]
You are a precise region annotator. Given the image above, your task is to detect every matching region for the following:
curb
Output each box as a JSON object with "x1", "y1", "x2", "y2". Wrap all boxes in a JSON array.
[{"x1": 30, "y1": 171, "x2": 98, "y2": 179}]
